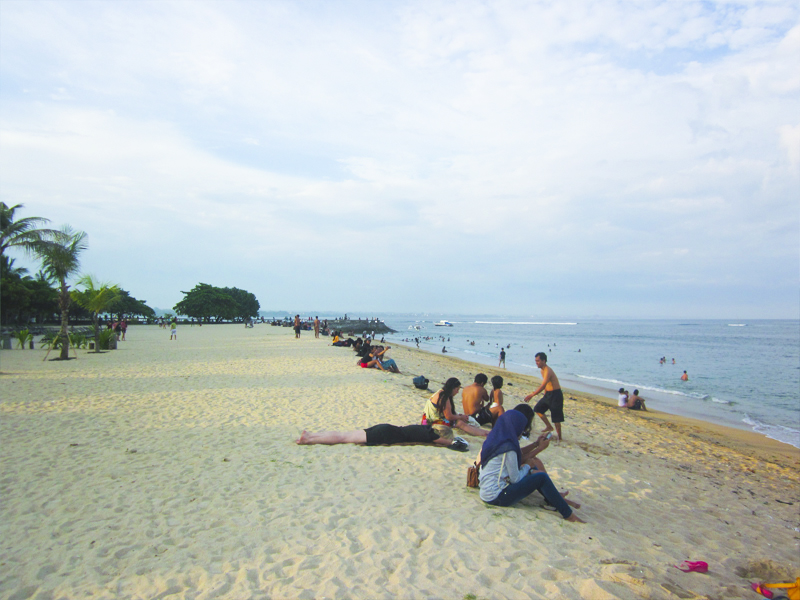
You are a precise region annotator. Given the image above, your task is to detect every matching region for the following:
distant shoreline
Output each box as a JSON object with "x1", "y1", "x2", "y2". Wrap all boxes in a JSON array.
[{"x1": 388, "y1": 340, "x2": 800, "y2": 459}]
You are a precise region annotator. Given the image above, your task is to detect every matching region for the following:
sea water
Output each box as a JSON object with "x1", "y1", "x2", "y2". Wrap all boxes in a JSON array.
[{"x1": 376, "y1": 316, "x2": 800, "y2": 449}]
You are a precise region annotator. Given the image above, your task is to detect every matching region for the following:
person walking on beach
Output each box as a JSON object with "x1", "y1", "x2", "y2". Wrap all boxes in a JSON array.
[
  {"x1": 523, "y1": 352, "x2": 565, "y2": 441},
  {"x1": 314, "y1": 316, "x2": 320, "y2": 338},
  {"x1": 294, "y1": 315, "x2": 301, "y2": 339},
  {"x1": 499, "y1": 348, "x2": 506, "y2": 368},
  {"x1": 170, "y1": 318, "x2": 177, "y2": 340}
]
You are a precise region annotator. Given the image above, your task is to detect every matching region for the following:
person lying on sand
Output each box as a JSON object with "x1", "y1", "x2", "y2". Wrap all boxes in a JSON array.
[
  {"x1": 478, "y1": 404, "x2": 584, "y2": 522},
  {"x1": 296, "y1": 424, "x2": 470, "y2": 451},
  {"x1": 423, "y1": 378, "x2": 489, "y2": 439}
]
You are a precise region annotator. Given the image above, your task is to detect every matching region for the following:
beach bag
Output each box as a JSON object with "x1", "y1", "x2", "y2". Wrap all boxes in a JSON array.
[
  {"x1": 413, "y1": 375, "x2": 429, "y2": 390},
  {"x1": 467, "y1": 462, "x2": 479, "y2": 488}
]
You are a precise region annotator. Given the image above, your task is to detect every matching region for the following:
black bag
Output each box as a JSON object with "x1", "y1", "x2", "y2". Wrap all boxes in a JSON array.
[{"x1": 412, "y1": 375, "x2": 429, "y2": 390}]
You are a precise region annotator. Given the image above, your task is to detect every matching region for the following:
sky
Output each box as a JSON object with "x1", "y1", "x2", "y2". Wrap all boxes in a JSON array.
[{"x1": 1, "y1": 0, "x2": 798, "y2": 319}]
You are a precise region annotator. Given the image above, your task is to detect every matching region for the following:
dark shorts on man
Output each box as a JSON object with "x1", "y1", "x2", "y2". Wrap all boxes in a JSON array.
[
  {"x1": 533, "y1": 389, "x2": 565, "y2": 423},
  {"x1": 630, "y1": 398, "x2": 643, "y2": 410},
  {"x1": 364, "y1": 424, "x2": 440, "y2": 446},
  {"x1": 471, "y1": 406, "x2": 494, "y2": 426}
]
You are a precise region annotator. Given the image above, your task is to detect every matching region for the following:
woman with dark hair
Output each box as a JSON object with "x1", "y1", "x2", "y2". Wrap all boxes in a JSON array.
[
  {"x1": 489, "y1": 375, "x2": 506, "y2": 423},
  {"x1": 423, "y1": 377, "x2": 488, "y2": 439},
  {"x1": 478, "y1": 404, "x2": 584, "y2": 522}
]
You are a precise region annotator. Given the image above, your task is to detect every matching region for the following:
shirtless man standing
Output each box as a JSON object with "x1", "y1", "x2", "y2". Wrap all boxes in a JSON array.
[
  {"x1": 314, "y1": 316, "x2": 320, "y2": 338},
  {"x1": 461, "y1": 374, "x2": 494, "y2": 426},
  {"x1": 523, "y1": 352, "x2": 565, "y2": 441}
]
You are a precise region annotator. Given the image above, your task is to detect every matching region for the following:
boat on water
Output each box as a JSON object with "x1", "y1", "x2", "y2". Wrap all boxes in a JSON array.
[{"x1": 434, "y1": 320, "x2": 453, "y2": 327}]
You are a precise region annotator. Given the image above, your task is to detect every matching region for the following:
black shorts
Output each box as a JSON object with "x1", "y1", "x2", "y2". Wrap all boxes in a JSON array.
[
  {"x1": 471, "y1": 407, "x2": 493, "y2": 426},
  {"x1": 364, "y1": 424, "x2": 440, "y2": 446},
  {"x1": 533, "y1": 389, "x2": 565, "y2": 423}
]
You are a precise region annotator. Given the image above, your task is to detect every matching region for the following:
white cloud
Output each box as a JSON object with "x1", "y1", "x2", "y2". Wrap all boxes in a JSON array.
[{"x1": 1, "y1": 0, "x2": 798, "y2": 317}]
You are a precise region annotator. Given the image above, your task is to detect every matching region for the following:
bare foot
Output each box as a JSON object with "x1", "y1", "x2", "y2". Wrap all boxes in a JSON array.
[
  {"x1": 296, "y1": 430, "x2": 310, "y2": 445},
  {"x1": 566, "y1": 513, "x2": 585, "y2": 523},
  {"x1": 541, "y1": 427, "x2": 554, "y2": 433},
  {"x1": 559, "y1": 490, "x2": 581, "y2": 509}
]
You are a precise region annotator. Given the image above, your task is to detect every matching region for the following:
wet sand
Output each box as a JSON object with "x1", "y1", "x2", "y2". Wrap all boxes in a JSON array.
[{"x1": 1, "y1": 324, "x2": 797, "y2": 599}]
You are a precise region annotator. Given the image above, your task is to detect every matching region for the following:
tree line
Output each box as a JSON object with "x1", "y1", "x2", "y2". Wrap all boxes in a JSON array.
[{"x1": 1, "y1": 203, "x2": 261, "y2": 358}]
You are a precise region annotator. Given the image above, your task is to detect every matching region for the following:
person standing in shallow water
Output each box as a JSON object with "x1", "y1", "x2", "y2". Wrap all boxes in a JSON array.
[
  {"x1": 523, "y1": 352, "x2": 565, "y2": 441},
  {"x1": 499, "y1": 348, "x2": 506, "y2": 368},
  {"x1": 681, "y1": 371, "x2": 688, "y2": 381}
]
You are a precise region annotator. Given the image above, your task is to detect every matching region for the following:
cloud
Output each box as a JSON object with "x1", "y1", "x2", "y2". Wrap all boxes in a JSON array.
[{"x1": 1, "y1": 0, "x2": 798, "y2": 317}]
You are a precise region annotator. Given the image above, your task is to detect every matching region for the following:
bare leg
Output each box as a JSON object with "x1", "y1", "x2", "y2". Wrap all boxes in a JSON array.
[
  {"x1": 455, "y1": 421, "x2": 489, "y2": 438},
  {"x1": 296, "y1": 430, "x2": 367, "y2": 445},
  {"x1": 554, "y1": 422, "x2": 562, "y2": 441},
  {"x1": 537, "y1": 412, "x2": 554, "y2": 433},
  {"x1": 489, "y1": 404, "x2": 504, "y2": 424}
]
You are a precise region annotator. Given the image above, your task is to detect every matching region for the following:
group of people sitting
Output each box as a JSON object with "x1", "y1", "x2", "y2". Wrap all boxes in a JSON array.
[
  {"x1": 330, "y1": 333, "x2": 402, "y2": 374},
  {"x1": 617, "y1": 388, "x2": 648, "y2": 411},
  {"x1": 296, "y1": 375, "x2": 584, "y2": 523}
]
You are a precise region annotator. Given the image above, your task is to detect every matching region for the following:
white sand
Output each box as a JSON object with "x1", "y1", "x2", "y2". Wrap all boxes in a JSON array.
[{"x1": 1, "y1": 324, "x2": 797, "y2": 599}]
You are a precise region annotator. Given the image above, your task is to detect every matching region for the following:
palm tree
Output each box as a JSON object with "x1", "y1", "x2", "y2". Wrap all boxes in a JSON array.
[
  {"x1": 0, "y1": 202, "x2": 57, "y2": 259},
  {"x1": 35, "y1": 226, "x2": 88, "y2": 360},
  {"x1": 71, "y1": 275, "x2": 121, "y2": 352},
  {"x1": 1, "y1": 203, "x2": 57, "y2": 325}
]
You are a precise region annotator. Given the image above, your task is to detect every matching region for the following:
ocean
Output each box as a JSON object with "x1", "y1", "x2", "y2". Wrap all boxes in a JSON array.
[{"x1": 374, "y1": 315, "x2": 800, "y2": 449}]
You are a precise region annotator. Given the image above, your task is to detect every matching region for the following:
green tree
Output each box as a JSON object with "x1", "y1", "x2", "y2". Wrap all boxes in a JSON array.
[
  {"x1": 0, "y1": 258, "x2": 60, "y2": 325},
  {"x1": 111, "y1": 289, "x2": 156, "y2": 320},
  {"x1": 0, "y1": 202, "x2": 57, "y2": 259},
  {"x1": 71, "y1": 275, "x2": 121, "y2": 352},
  {"x1": 222, "y1": 287, "x2": 260, "y2": 321},
  {"x1": 35, "y1": 226, "x2": 88, "y2": 360},
  {"x1": 174, "y1": 283, "x2": 236, "y2": 323},
  {"x1": 1, "y1": 203, "x2": 58, "y2": 325},
  {"x1": 174, "y1": 283, "x2": 260, "y2": 323}
]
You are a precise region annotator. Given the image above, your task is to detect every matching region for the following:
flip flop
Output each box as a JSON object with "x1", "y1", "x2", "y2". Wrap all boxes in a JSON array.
[
  {"x1": 751, "y1": 582, "x2": 774, "y2": 599},
  {"x1": 674, "y1": 561, "x2": 708, "y2": 573}
]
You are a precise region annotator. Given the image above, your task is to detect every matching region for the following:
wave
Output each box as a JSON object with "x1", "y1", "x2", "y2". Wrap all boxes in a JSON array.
[
  {"x1": 743, "y1": 414, "x2": 800, "y2": 449},
  {"x1": 573, "y1": 374, "x2": 713, "y2": 401},
  {"x1": 474, "y1": 321, "x2": 578, "y2": 325},
  {"x1": 727, "y1": 324, "x2": 747, "y2": 327}
]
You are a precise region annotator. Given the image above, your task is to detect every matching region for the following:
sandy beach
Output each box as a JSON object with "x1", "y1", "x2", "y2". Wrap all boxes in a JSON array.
[{"x1": 1, "y1": 324, "x2": 798, "y2": 600}]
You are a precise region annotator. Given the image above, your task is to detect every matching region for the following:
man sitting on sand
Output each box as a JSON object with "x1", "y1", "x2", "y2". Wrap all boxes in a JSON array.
[
  {"x1": 296, "y1": 424, "x2": 470, "y2": 452},
  {"x1": 626, "y1": 389, "x2": 647, "y2": 411},
  {"x1": 523, "y1": 352, "x2": 565, "y2": 441},
  {"x1": 462, "y1": 374, "x2": 495, "y2": 426}
]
